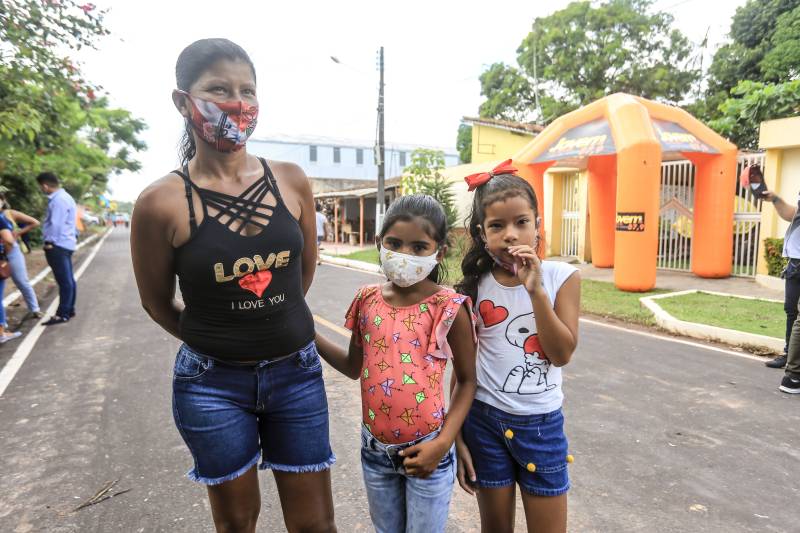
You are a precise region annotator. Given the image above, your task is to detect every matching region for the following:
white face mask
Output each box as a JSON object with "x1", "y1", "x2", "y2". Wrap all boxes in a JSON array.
[{"x1": 379, "y1": 246, "x2": 439, "y2": 287}]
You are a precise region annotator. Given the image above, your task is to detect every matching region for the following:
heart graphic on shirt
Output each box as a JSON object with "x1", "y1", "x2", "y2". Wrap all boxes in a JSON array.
[
  {"x1": 478, "y1": 300, "x2": 508, "y2": 327},
  {"x1": 238, "y1": 270, "x2": 272, "y2": 298},
  {"x1": 523, "y1": 335, "x2": 548, "y2": 360}
]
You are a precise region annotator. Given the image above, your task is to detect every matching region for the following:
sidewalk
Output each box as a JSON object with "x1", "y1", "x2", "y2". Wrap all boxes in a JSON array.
[
  {"x1": 319, "y1": 240, "x2": 373, "y2": 257},
  {"x1": 575, "y1": 263, "x2": 783, "y2": 301}
]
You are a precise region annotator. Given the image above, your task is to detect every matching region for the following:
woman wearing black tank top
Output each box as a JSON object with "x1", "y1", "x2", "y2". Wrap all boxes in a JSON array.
[{"x1": 131, "y1": 39, "x2": 336, "y2": 533}]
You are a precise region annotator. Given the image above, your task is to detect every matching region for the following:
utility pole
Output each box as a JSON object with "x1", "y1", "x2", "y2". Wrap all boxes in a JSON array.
[{"x1": 376, "y1": 46, "x2": 385, "y2": 235}]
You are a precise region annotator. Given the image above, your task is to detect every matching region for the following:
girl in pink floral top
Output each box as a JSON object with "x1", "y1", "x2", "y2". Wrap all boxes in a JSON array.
[{"x1": 316, "y1": 195, "x2": 477, "y2": 533}]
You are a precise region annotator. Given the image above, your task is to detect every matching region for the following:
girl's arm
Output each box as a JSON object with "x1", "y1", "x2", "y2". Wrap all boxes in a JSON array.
[
  {"x1": 8, "y1": 210, "x2": 40, "y2": 236},
  {"x1": 402, "y1": 305, "x2": 477, "y2": 478},
  {"x1": 511, "y1": 246, "x2": 580, "y2": 367},
  {"x1": 315, "y1": 331, "x2": 362, "y2": 380}
]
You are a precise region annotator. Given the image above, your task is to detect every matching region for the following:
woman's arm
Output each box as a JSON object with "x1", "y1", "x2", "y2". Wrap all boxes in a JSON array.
[
  {"x1": 315, "y1": 331, "x2": 362, "y2": 379},
  {"x1": 402, "y1": 305, "x2": 477, "y2": 477},
  {"x1": 8, "y1": 210, "x2": 40, "y2": 236},
  {"x1": 0, "y1": 228, "x2": 15, "y2": 250},
  {"x1": 278, "y1": 162, "x2": 317, "y2": 295},
  {"x1": 130, "y1": 184, "x2": 183, "y2": 339}
]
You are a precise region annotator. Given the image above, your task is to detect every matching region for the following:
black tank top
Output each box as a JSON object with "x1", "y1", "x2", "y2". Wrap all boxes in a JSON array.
[{"x1": 173, "y1": 158, "x2": 314, "y2": 361}]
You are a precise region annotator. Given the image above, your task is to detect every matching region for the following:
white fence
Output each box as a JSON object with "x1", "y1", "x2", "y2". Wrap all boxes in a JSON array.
[
  {"x1": 657, "y1": 154, "x2": 764, "y2": 277},
  {"x1": 560, "y1": 173, "x2": 580, "y2": 257}
]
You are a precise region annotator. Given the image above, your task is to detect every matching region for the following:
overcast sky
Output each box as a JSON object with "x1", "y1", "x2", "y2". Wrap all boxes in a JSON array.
[{"x1": 76, "y1": 0, "x2": 747, "y2": 202}]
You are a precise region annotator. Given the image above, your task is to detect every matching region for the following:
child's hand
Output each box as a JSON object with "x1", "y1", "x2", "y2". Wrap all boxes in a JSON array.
[
  {"x1": 399, "y1": 438, "x2": 450, "y2": 478},
  {"x1": 508, "y1": 244, "x2": 543, "y2": 294},
  {"x1": 455, "y1": 434, "x2": 477, "y2": 495}
]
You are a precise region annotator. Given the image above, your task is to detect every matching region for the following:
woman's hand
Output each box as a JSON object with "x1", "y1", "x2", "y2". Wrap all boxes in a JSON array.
[
  {"x1": 509, "y1": 244, "x2": 543, "y2": 294},
  {"x1": 400, "y1": 437, "x2": 450, "y2": 479},
  {"x1": 455, "y1": 433, "x2": 477, "y2": 495}
]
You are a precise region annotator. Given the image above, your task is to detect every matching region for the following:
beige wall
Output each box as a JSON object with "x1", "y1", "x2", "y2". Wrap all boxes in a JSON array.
[
  {"x1": 757, "y1": 115, "x2": 800, "y2": 274},
  {"x1": 471, "y1": 124, "x2": 535, "y2": 164}
]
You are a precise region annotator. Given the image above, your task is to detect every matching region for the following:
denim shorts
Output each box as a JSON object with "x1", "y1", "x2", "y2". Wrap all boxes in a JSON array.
[
  {"x1": 172, "y1": 341, "x2": 335, "y2": 485},
  {"x1": 461, "y1": 399, "x2": 570, "y2": 496},
  {"x1": 360, "y1": 425, "x2": 455, "y2": 533}
]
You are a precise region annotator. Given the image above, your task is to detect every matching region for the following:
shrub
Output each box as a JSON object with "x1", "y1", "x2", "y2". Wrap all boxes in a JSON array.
[{"x1": 763, "y1": 237, "x2": 788, "y2": 277}]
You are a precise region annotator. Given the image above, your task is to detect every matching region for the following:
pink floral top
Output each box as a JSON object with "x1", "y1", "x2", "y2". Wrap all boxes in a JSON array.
[{"x1": 345, "y1": 284, "x2": 475, "y2": 444}]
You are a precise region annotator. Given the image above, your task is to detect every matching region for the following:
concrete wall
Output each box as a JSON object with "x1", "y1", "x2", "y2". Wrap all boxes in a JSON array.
[
  {"x1": 757, "y1": 116, "x2": 800, "y2": 275},
  {"x1": 249, "y1": 139, "x2": 459, "y2": 183},
  {"x1": 471, "y1": 124, "x2": 535, "y2": 164}
]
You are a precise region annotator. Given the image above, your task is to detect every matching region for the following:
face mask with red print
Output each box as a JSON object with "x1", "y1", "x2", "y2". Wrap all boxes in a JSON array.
[{"x1": 178, "y1": 90, "x2": 258, "y2": 152}]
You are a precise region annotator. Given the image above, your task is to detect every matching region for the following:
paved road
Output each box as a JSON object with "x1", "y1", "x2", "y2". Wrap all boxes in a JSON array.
[{"x1": 0, "y1": 229, "x2": 797, "y2": 532}]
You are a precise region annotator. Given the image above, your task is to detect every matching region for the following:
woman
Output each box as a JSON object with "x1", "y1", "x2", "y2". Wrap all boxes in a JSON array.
[
  {"x1": 131, "y1": 39, "x2": 335, "y2": 533},
  {"x1": 1, "y1": 193, "x2": 42, "y2": 319},
  {"x1": 0, "y1": 212, "x2": 23, "y2": 343}
]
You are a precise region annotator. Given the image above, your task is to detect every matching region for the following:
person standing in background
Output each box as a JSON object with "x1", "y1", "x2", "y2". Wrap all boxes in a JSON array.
[
  {"x1": 0, "y1": 212, "x2": 23, "y2": 343},
  {"x1": 36, "y1": 172, "x2": 77, "y2": 326},
  {"x1": 315, "y1": 202, "x2": 328, "y2": 265},
  {"x1": 0, "y1": 192, "x2": 42, "y2": 319}
]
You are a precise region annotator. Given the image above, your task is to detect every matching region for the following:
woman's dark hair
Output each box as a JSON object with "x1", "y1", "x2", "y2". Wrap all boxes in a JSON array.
[
  {"x1": 454, "y1": 174, "x2": 540, "y2": 303},
  {"x1": 175, "y1": 38, "x2": 256, "y2": 166},
  {"x1": 378, "y1": 194, "x2": 449, "y2": 284}
]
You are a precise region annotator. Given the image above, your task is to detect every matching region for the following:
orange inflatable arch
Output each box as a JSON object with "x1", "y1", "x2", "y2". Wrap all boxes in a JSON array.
[{"x1": 511, "y1": 93, "x2": 737, "y2": 292}]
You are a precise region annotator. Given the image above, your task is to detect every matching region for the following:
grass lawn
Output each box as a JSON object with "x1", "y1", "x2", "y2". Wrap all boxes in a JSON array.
[
  {"x1": 580, "y1": 279, "x2": 669, "y2": 325},
  {"x1": 656, "y1": 292, "x2": 784, "y2": 339}
]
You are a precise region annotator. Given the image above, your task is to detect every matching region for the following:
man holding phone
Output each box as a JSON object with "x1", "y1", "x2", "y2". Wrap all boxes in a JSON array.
[{"x1": 761, "y1": 184, "x2": 800, "y2": 392}]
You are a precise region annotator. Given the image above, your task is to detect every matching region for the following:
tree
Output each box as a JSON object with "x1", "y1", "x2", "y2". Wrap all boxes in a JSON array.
[
  {"x1": 478, "y1": 0, "x2": 698, "y2": 124},
  {"x1": 709, "y1": 80, "x2": 800, "y2": 150},
  {"x1": 0, "y1": 0, "x2": 146, "y2": 215},
  {"x1": 402, "y1": 149, "x2": 458, "y2": 229},
  {"x1": 456, "y1": 124, "x2": 472, "y2": 164},
  {"x1": 704, "y1": 0, "x2": 800, "y2": 120}
]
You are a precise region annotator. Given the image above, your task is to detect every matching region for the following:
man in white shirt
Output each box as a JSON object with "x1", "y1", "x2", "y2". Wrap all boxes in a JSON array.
[{"x1": 763, "y1": 189, "x2": 800, "y2": 392}]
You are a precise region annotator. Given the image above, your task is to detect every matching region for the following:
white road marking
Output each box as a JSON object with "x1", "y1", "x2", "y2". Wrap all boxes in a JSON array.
[
  {"x1": 0, "y1": 229, "x2": 113, "y2": 397},
  {"x1": 580, "y1": 317, "x2": 766, "y2": 362},
  {"x1": 314, "y1": 314, "x2": 350, "y2": 338}
]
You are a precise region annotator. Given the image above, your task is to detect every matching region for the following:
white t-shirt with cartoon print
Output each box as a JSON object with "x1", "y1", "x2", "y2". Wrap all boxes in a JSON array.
[{"x1": 474, "y1": 261, "x2": 577, "y2": 416}]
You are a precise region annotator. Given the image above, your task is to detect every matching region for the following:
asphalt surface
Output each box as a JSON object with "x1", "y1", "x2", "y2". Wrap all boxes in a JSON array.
[{"x1": 0, "y1": 228, "x2": 797, "y2": 532}]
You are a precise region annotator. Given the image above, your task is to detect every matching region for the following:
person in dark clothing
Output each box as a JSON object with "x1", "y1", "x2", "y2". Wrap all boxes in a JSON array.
[{"x1": 130, "y1": 39, "x2": 335, "y2": 532}]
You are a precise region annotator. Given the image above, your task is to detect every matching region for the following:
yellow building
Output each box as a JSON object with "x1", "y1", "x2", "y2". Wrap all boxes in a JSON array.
[
  {"x1": 443, "y1": 117, "x2": 541, "y2": 227},
  {"x1": 756, "y1": 115, "x2": 800, "y2": 287}
]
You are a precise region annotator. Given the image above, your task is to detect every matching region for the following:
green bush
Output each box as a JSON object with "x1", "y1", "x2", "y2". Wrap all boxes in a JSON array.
[{"x1": 764, "y1": 237, "x2": 788, "y2": 277}]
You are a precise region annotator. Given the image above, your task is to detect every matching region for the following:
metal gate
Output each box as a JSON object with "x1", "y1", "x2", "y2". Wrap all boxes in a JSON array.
[
  {"x1": 733, "y1": 153, "x2": 765, "y2": 277},
  {"x1": 657, "y1": 155, "x2": 765, "y2": 276},
  {"x1": 658, "y1": 161, "x2": 695, "y2": 272},
  {"x1": 560, "y1": 173, "x2": 580, "y2": 257}
]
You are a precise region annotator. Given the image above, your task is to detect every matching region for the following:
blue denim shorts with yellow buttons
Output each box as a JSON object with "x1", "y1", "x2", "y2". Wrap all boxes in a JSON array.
[{"x1": 461, "y1": 399, "x2": 570, "y2": 496}]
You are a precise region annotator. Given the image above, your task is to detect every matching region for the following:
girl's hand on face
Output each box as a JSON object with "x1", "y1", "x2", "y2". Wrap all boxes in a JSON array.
[
  {"x1": 399, "y1": 438, "x2": 450, "y2": 478},
  {"x1": 455, "y1": 434, "x2": 477, "y2": 496},
  {"x1": 508, "y1": 244, "x2": 543, "y2": 294}
]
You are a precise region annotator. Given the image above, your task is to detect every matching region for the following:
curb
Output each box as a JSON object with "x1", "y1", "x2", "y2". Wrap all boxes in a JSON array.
[
  {"x1": 639, "y1": 290, "x2": 784, "y2": 353},
  {"x1": 320, "y1": 254, "x2": 382, "y2": 275},
  {"x1": 755, "y1": 274, "x2": 784, "y2": 292},
  {"x1": 2, "y1": 229, "x2": 106, "y2": 308}
]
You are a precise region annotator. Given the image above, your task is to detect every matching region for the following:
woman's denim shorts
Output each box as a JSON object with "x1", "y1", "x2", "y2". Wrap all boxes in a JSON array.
[
  {"x1": 462, "y1": 399, "x2": 570, "y2": 496},
  {"x1": 171, "y1": 341, "x2": 335, "y2": 485}
]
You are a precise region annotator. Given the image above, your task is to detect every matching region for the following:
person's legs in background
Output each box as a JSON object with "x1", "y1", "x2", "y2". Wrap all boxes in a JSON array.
[
  {"x1": 43, "y1": 245, "x2": 75, "y2": 325},
  {"x1": 781, "y1": 310, "x2": 800, "y2": 394},
  {"x1": 0, "y1": 277, "x2": 21, "y2": 343},
  {"x1": 768, "y1": 273, "x2": 800, "y2": 368},
  {"x1": 7, "y1": 244, "x2": 41, "y2": 317}
]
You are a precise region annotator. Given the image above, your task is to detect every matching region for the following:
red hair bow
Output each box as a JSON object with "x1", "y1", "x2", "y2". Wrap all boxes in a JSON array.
[{"x1": 464, "y1": 159, "x2": 518, "y2": 191}]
